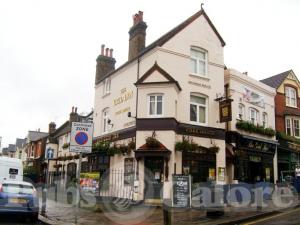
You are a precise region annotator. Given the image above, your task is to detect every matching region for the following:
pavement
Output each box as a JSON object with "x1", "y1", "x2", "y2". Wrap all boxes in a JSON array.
[{"x1": 38, "y1": 186, "x2": 300, "y2": 225}]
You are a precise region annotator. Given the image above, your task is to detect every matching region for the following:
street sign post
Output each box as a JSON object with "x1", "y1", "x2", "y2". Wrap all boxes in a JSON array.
[
  {"x1": 70, "y1": 122, "x2": 93, "y2": 224},
  {"x1": 70, "y1": 122, "x2": 93, "y2": 154}
]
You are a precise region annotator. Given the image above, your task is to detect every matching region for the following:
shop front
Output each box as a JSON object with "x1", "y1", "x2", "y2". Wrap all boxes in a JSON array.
[
  {"x1": 182, "y1": 151, "x2": 216, "y2": 184},
  {"x1": 227, "y1": 132, "x2": 277, "y2": 183},
  {"x1": 277, "y1": 140, "x2": 300, "y2": 181}
]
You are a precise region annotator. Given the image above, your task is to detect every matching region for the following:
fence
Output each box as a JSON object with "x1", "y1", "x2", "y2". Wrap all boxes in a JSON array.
[{"x1": 99, "y1": 169, "x2": 134, "y2": 200}]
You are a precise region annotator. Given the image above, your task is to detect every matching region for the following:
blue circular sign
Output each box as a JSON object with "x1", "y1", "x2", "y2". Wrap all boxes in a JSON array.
[{"x1": 75, "y1": 132, "x2": 88, "y2": 145}]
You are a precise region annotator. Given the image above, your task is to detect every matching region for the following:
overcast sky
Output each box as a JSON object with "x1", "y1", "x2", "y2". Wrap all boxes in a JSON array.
[{"x1": 0, "y1": 0, "x2": 299, "y2": 148}]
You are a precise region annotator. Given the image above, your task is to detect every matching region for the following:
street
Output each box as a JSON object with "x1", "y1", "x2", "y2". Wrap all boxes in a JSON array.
[
  {"x1": 242, "y1": 207, "x2": 300, "y2": 225},
  {"x1": 0, "y1": 214, "x2": 45, "y2": 225}
]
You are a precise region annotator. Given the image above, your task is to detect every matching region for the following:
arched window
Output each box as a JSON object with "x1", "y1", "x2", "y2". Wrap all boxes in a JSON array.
[
  {"x1": 285, "y1": 87, "x2": 297, "y2": 107},
  {"x1": 190, "y1": 93, "x2": 208, "y2": 125}
]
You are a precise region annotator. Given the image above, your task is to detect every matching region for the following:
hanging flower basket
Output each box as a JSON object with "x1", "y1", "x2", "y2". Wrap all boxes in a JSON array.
[
  {"x1": 145, "y1": 136, "x2": 160, "y2": 148},
  {"x1": 62, "y1": 143, "x2": 70, "y2": 149}
]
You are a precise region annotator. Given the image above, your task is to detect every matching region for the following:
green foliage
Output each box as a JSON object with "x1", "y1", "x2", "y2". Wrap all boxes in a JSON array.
[
  {"x1": 236, "y1": 120, "x2": 275, "y2": 137},
  {"x1": 277, "y1": 132, "x2": 300, "y2": 145},
  {"x1": 145, "y1": 136, "x2": 160, "y2": 148},
  {"x1": 175, "y1": 137, "x2": 219, "y2": 153},
  {"x1": 62, "y1": 143, "x2": 70, "y2": 149},
  {"x1": 92, "y1": 142, "x2": 110, "y2": 152}
]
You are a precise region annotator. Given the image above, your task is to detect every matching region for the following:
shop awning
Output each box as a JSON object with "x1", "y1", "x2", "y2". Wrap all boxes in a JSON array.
[
  {"x1": 242, "y1": 135, "x2": 279, "y2": 145},
  {"x1": 134, "y1": 142, "x2": 171, "y2": 159}
]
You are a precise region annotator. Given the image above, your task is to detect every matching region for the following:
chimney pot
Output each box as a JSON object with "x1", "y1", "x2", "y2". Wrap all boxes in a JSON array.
[
  {"x1": 109, "y1": 49, "x2": 113, "y2": 57},
  {"x1": 75, "y1": 107, "x2": 77, "y2": 113},
  {"x1": 128, "y1": 11, "x2": 147, "y2": 60},
  {"x1": 105, "y1": 48, "x2": 109, "y2": 56},
  {"x1": 101, "y1": 44, "x2": 105, "y2": 55}
]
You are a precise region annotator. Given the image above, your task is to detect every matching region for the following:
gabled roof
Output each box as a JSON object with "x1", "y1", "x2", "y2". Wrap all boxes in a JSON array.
[
  {"x1": 260, "y1": 70, "x2": 293, "y2": 89},
  {"x1": 135, "y1": 62, "x2": 182, "y2": 91},
  {"x1": 99, "y1": 9, "x2": 225, "y2": 84},
  {"x1": 27, "y1": 131, "x2": 48, "y2": 142},
  {"x1": 15, "y1": 138, "x2": 26, "y2": 149}
]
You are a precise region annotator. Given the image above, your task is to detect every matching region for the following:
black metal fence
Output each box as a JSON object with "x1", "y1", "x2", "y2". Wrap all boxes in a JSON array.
[{"x1": 99, "y1": 169, "x2": 134, "y2": 200}]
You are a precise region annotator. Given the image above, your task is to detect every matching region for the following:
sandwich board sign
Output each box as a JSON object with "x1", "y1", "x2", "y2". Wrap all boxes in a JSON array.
[{"x1": 70, "y1": 122, "x2": 93, "y2": 153}]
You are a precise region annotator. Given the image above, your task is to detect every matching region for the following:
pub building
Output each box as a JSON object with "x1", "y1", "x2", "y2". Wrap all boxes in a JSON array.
[
  {"x1": 92, "y1": 9, "x2": 227, "y2": 202},
  {"x1": 224, "y1": 69, "x2": 278, "y2": 184},
  {"x1": 261, "y1": 70, "x2": 300, "y2": 181}
]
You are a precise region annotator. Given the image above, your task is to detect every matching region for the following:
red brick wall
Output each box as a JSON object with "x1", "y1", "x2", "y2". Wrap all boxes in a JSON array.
[
  {"x1": 275, "y1": 84, "x2": 300, "y2": 133},
  {"x1": 275, "y1": 93, "x2": 285, "y2": 132}
]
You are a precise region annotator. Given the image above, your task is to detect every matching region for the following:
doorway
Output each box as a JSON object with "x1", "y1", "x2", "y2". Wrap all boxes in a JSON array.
[
  {"x1": 248, "y1": 161, "x2": 263, "y2": 183},
  {"x1": 144, "y1": 157, "x2": 164, "y2": 199}
]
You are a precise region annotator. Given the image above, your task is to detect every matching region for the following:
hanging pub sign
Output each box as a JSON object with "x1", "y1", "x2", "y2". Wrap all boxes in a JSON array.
[{"x1": 219, "y1": 99, "x2": 232, "y2": 123}]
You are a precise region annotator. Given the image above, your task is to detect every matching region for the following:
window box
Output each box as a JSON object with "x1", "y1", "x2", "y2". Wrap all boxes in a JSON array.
[{"x1": 236, "y1": 120, "x2": 275, "y2": 137}]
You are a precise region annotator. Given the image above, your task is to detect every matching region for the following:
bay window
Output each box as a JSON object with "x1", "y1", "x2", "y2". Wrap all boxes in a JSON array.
[
  {"x1": 294, "y1": 119, "x2": 300, "y2": 138},
  {"x1": 190, "y1": 94, "x2": 208, "y2": 125},
  {"x1": 148, "y1": 94, "x2": 163, "y2": 116},
  {"x1": 286, "y1": 118, "x2": 292, "y2": 136}
]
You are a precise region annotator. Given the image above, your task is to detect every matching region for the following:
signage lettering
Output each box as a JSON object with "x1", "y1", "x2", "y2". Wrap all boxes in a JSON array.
[
  {"x1": 115, "y1": 107, "x2": 131, "y2": 116},
  {"x1": 185, "y1": 128, "x2": 215, "y2": 136},
  {"x1": 114, "y1": 90, "x2": 133, "y2": 106}
]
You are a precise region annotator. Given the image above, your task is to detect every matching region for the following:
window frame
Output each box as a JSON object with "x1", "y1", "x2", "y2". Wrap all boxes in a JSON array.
[
  {"x1": 189, "y1": 93, "x2": 208, "y2": 125},
  {"x1": 262, "y1": 112, "x2": 268, "y2": 128},
  {"x1": 286, "y1": 117, "x2": 292, "y2": 136},
  {"x1": 285, "y1": 86, "x2": 297, "y2": 108},
  {"x1": 238, "y1": 104, "x2": 245, "y2": 120},
  {"x1": 190, "y1": 47, "x2": 208, "y2": 77},
  {"x1": 103, "y1": 78, "x2": 111, "y2": 96},
  {"x1": 249, "y1": 108, "x2": 259, "y2": 125},
  {"x1": 102, "y1": 108, "x2": 110, "y2": 134},
  {"x1": 147, "y1": 94, "x2": 164, "y2": 117},
  {"x1": 294, "y1": 118, "x2": 300, "y2": 138}
]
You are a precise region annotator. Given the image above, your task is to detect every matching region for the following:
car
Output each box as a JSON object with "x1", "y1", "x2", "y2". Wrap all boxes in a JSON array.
[{"x1": 0, "y1": 180, "x2": 39, "y2": 222}]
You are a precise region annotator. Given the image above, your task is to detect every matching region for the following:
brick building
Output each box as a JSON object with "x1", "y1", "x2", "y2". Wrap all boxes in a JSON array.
[{"x1": 261, "y1": 70, "x2": 300, "y2": 181}]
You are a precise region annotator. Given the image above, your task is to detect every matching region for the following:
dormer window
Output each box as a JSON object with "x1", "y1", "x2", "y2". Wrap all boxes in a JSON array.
[
  {"x1": 190, "y1": 47, "x2": 207, "y2": 77},
  {"x1": 285, "y1": 87, "x2": 297, "y2": 108},
  {"x1": 103, "y1": 78, "x2": 111, "y2": 95}
]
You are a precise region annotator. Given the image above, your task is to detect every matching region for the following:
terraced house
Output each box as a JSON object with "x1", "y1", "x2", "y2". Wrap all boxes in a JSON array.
[
  {"x1": 225, "y1": 69, "x2": 278, "y2": 184},
  {"x1": 261, "y1": 70, "x2": 300, "y2": 182},
  {"x1": 93, "y1": 9, "x2": 227, "y2": 202}
]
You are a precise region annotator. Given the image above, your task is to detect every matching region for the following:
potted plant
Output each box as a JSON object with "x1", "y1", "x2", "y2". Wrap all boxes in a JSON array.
[
  {"x1": 62, "y1": 143, "x2": 70, "y2": 149},
  {"x1": 145, "y1": 136, "x2": 160, "y2": 148}
]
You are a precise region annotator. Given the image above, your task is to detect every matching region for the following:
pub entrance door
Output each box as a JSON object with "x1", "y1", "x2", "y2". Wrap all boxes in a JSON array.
[{"x1": 144, "y1": 157, "x2": 164, "y2": 199}]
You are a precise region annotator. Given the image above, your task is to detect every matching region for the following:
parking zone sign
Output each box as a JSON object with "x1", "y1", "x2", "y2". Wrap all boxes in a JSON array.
[{"x1": 70, "y1": 122, "x2": 93, "y2": 153}]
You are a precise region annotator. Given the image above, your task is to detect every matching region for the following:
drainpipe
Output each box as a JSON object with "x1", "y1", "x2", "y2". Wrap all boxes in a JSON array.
[{"x1": 135, "y1": 57, "x2": 140, "y2": 182}]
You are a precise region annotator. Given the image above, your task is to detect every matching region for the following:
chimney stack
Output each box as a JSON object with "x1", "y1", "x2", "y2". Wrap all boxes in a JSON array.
[
  {"x1": 95, "y1": 44, "x2": 116, "y2": 85},
  {"x1": 128, "y1": 11, "x2": 147, "y2": 61},
  {"x1": 48, "y1": 122, "x2": 56, "y2": 134},
  {"x1": 69, "y1": 106, "x2": 79, "y2": 123}
]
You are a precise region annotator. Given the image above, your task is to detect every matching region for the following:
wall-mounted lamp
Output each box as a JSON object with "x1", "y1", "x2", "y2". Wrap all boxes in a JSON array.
[{"x1": 128, "y1": 112, "x2": 136, "y2": 118}]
